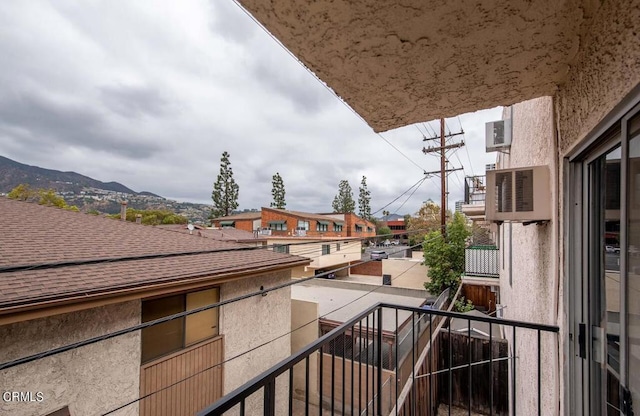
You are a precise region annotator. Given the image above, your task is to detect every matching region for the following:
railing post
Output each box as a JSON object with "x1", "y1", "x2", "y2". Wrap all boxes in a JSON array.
[
  {"x1": 377, "y1": 306, "x2": 383, "y2": 416},
  {"x1": 264, "y1": 377, "x2": 276, "y2": 416}
]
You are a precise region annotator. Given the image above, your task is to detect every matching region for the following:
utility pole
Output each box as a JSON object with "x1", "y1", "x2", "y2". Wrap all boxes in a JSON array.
[{"x1": 422, "y1": 118, "x2": 465, "y2": 236}]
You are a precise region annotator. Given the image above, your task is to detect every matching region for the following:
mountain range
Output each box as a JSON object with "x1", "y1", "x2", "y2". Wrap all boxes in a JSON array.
[{"x1": 0, "y1": 155, "x2": 157, "y2": 196}]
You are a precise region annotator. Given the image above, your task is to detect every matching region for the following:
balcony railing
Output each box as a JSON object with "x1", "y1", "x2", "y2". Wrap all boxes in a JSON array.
[
  {"x1": 464, "y1": 175, "x2": 486, "y2": 205},
  {"x1": 464, "y1": 245, "x2": 499, "y2": 278},
  {"x1": 198, "y1": 303, "x2": 558, "y2": 416}
]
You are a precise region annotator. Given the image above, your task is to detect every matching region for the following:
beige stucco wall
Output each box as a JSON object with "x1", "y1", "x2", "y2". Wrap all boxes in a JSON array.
[
  {"x1": 0, "y1": 301, "x2": 141, "y2": 416},
  {"x1": 291, "y1": 299, "x2": 319, "y2": 404},
  {"x1": 497, "y1": 96, "x2": 561, "y2": 416},
  {"x1": 267, "y1": 238, "x2": 361, "y2": 271},
  {"x1": 220, "y1": 270, "x2": 292, "y2": 415},
  {"x1": 556, "y1": 0, "x2": 640, "y2": 156},
  {"x1": 500, "y1": 3, "x2": 640, "y2": 414}
]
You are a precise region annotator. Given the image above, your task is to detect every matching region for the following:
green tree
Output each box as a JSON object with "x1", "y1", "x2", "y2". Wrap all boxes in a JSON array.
[
  {"x1": 332, "y1": 180, "x2": 355, "y2": 213},
  {"x1": 358, "y1": 176, "x2": 371, "y2": 220},
  {"x1": 270, "y1": 172, "x2": 286, "y2": 209},
  {"x1": 210, "y1": 151, "x2": 239, "y2": 219},
  {"x1": 407, "y1": 200, "x2": 441, "y2": 246},
  {"x1": 108, "y1": 208, "x2": 188, "y2": 225},
  {"x1": 7, "y1": 184, "x2": 36, "y2": 201},
  {"x1": 377, "y1": 226, "x2": 392, "y2": 237},
  {"x1": 423, "y1": 211, "x2": 470, "y2": 296},
  {"x1": 38, "y1": 189, "x2": 67, "y2": 208},
  {"x1": 8, "y1": 184, "x2": 79, "y2": 211}
]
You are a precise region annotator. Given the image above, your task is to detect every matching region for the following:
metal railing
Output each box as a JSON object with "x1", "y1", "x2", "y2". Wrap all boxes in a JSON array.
[
  {"x1": 464, "y1": 175, "x2": 486, "y2": 205},
  {"x1": 464, "y1": 246, "x2": 499, "y2": 277},
  {"x1": 198, "y1": 303, "x2": 558, "y2": 416}
]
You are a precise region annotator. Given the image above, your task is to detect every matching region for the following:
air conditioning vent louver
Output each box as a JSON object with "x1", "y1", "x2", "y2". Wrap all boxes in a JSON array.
[
  {"x1": 485, "y1": 119, "x2": 512, "y2": 152},
  {"x1": 486, "y1": 166, "x2": 551, "y2": 222},
  {"x1": 515, "y1": 169, "x2": 534, "y2": 212},
  {"x1": 495, "y1": 172, "x2": 512, "y2": 213}
]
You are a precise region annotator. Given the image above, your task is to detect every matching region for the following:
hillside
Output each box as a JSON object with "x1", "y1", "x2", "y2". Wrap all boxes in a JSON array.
[
  {"x1": 0, "y1": 155, "x2": 137, "y2": 194},
  {"x1": 0, "y1": 155, "x2": 211, "y2": 222}
]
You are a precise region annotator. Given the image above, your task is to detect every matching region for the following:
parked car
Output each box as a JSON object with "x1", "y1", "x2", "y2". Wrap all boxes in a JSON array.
[
  {"x1": 370, "y1": 250, "x2": 389, "y2": 260},
  {"x1": 391, "y1": 240, "x2": 400, "y2": 245},
  {"x1": 606, "y1": 245, "x2": 621, "y2": 253}
]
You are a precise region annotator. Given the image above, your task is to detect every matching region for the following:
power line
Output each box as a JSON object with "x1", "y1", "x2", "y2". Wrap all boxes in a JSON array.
[
  {"x1": 391, "y1": 176, "x2": 427, "y2": 215},
  {"x1": 371, "y1": 176, "x2": 428, "y2": 215},
  {"x1": 101, "y1": 252, "x2": 426, "y2": 415},
  {"x1": 0, "y1": 225, "x2": 448, "y2": 372},
  {"x1": 229, "y1": 0, "x2": 429, "y2": 176},
  {"x1": 458, "y1": 115, "x2": 476, "y2": 177}
]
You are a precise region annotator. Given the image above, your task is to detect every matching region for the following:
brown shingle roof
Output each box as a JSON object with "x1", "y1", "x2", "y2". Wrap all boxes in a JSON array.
[
  {"x1": 0, "y1": 198, "x2": 309, "y2": 311},
  {"x1": 154, "y1": 224, "x2": 267, "y2": 242},
  {"x1": 212, "y1": 212, "x2": 261, "y2": 221}
]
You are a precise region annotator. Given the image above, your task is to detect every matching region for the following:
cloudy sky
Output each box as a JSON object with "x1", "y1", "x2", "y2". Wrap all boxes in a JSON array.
[{"x1": 0, "y1": 1, "x2": 502, "y2": 216}]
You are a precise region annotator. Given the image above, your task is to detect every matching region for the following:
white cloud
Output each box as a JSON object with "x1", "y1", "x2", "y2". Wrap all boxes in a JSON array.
[{"x1": 0, "y1": 1, "x2": 503, "y2": 215}]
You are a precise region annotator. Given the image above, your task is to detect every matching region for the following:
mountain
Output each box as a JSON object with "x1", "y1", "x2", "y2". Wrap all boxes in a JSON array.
[
  {"x1": 0, "y1": 155, "x2": 212, "y2": 222},
  {"x1": 0, "y1": 155, "x2": 138, "y2": 195}
]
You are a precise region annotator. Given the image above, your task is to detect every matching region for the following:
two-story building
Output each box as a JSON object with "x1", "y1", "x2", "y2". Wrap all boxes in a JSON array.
[{"x1": 0, "y1": 197, "x2": 309, "y2": 416}]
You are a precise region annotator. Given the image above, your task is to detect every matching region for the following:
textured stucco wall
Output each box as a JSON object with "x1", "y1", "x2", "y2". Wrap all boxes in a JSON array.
[
  {"x1": 290, "y1": 299, "x2": 319, "y2": 404},
  {"x1": 497, "y1": 97, "x2": 560, "y2": 416},
  {"x1": 221, "y1": 270, "x2": 292, "y2": 415},
  {"x1": 556, "y1": 0, "x2": 640, "y2": 155},
  {"x1": 238, "y1": 0, "x2": 592, "y2": 132},
  {"x1": 0, "y1": 301, "x2": 141, "y2": 416}
]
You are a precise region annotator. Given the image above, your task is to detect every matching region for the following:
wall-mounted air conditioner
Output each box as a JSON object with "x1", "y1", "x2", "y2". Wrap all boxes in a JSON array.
[
  {"x1": 486, "y1": 165, "x2": 551, "y2": 222},
  {"x1": 485, "y1": 119, "x2": 512, "y2": 152}
]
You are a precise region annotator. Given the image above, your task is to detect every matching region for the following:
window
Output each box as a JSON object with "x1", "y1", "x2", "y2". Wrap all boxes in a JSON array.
[
  {"x1": 274, "y1": 244, "x2": 290, "y2": 254},
  {"x1": 334, "y1": 223, "x2": 343, "y2": 232},
  {"x1": 141, "y1": 288, "x2": 220, "y2": 363},
  {"x1": 269, "y1": 221, "x2": 287, "y2": 231},
  {"x1": 316, "y1": 221, "x2": 328, "y2": 232},
  {"x1": 355, "y1": 225, "x2": 363, "y2": 232},
  {"x1": 367, "y1": 227, "x2": 373, "y2": 233},
  {"x1": 336, "y1": 243, "x2": 341, "y2": 251},
  {"x1": 297, "y1": 220, "x2": 310, "y2": 230},
  {"x1": 322, "y1": 244, "x2": 330, "y2": 255}
]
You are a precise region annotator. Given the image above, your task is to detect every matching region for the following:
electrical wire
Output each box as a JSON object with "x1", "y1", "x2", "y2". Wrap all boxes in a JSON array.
[
  {"x1": 229, "y1": 0, "x2": 429, "y2": 176},
  {"x1": 100, "y1": 247, "x2": 427, "y2": 415},
  {"x1": 458, "y1": 115, "x2": 476, "y2": 177},
  {"x1": 371, "y1": 176, "x2": 428, "y2": 216},
  {"x1": 391, "y1": 176, "x2": 427, "y2": 216},
  {"x1": 0, "y1": 225, "x2": 450, "y2": 372}
]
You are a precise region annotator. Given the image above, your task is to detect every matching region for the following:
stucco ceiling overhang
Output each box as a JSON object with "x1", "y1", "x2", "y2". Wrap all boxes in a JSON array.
[{"x1": 237, "y1": 0, "x2": 596, "y2": 132}]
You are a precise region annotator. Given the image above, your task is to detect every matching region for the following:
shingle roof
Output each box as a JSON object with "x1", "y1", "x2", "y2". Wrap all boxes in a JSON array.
[
  {"x1": 155, "y1": 224, "x2": 267, "y2": 242},
  {"x1": 212, "y1": 212, "x2": 261, "y2": 221},
  {"x1": 0, "y1": 198, "x2": 309, "y2": 311},
  {"x1": 262, "y1": 207, "x2": 341, "y2": 223}
]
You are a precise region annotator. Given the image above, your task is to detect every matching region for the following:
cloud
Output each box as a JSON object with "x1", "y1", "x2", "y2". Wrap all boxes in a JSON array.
[
  {"x1": 0, "y1": 90, "x2": 161, "y2": 159},
  {"x1": 0, "y1": 1, "x2": 505, "y2": 217},
  {"x1": 99, "y1": 84, "x2": 173, "y2": 119}
]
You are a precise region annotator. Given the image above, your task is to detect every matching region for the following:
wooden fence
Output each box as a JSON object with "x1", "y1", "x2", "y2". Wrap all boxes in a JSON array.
[{"x1": 438, "y1": 331, "x2": 508, "y2": 414}]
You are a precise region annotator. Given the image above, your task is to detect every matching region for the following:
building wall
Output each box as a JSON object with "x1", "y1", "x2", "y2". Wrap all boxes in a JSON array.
[
  {"x1": 343, "y1": 213, "x2": 376, "y2": 238},
  {"x1": 291, "y1": 299, "x2": 319, "y2": 404},
  {"x1": 261, "y1": 208, "x2": 347, "y2": 238},
  {"x1": 501, "y1": 4, "x2": 640, "y2": 412},
  {"x1": 496, "y1": 96, "x2": 559, "y2": 416},
  {"x1": 213, "y1": 218, "x2": 257, "y2": 232},
  {"x1": 267, "y1": 238, "x2": 361, "y2": 272},
  {"x1": 0, "y1": 301, "x2": 141, "y2": 416},
  {"x1": 220, "y1": 270, "x2": 292, "y2": 415}
]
